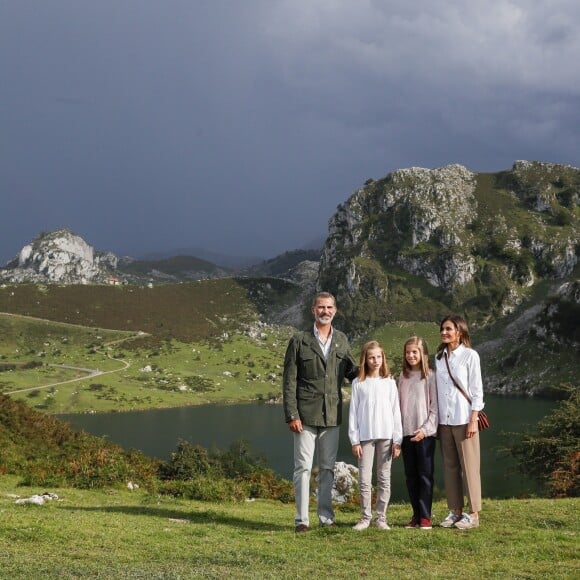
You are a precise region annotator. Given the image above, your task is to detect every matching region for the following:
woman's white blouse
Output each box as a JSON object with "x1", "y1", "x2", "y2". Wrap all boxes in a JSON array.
[
  {"x1": 348, "y1": 376, "x2": 403, "y2": 445},
  {"x1": 435, "y1": 343, "x2": 485, "y2": 425}
]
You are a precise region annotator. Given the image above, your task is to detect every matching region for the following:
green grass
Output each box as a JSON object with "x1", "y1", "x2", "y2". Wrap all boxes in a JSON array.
[
  {"x1": 1, "y1": 313, "x2": 441, "y2": 414},
  {"x1": 0, "y1": 279, "x2": 306, "y2": 413},
  {"x1": 1, "y1": 277, "x2": 576, "y2": 413},
  {"x1": 2, "y1": 323, "x2": 293, "y2": 414},
  {"x1": 356, "y1": 321, "x2": 441, "y2": 375},
  {"x1": 0, "y1": 475, "x2": 577, "y2": 579},
  {"x1": 0, "y1": 280, "x2": 259, "y2": 342}
]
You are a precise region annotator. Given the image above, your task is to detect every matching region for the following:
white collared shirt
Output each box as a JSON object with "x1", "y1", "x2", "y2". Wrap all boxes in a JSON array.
[
  {"x1": 435, "y1": 343, "x2": 484, "y2": 426},
  {"x1": 313, "y1": 323, "x2": 333, "y2": 361}
]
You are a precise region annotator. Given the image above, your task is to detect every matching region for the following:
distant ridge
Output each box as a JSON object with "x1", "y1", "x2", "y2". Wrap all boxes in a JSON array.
[{"x1": 137, "y1": 248, "x2": 266, "y2": 269}]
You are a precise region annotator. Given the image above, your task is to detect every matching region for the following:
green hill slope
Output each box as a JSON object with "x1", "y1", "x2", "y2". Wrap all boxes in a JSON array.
[
  {"x1": 0, "y1": 394, "x2": 157, "y2": 486},
  {"x1": 0, "y1": 279, "x2": 300, "y2": 413}
]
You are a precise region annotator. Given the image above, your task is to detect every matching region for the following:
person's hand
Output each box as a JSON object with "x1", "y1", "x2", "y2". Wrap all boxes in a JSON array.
[
  {"x1": 410, "y1": 429, "x2": 425, "y2": 443},
  {"x1": 392, "y1": 444, "x2": 401, "y2": 459},
  {"x1": 466, "y1": 418, "x2": 478, "y2": 438},
  {"x1": 352, "y1": 444, "x2": 362, "y2": 459},
  {"x1": 288, "y1": 419, "x2": 303, "y2": 433}
]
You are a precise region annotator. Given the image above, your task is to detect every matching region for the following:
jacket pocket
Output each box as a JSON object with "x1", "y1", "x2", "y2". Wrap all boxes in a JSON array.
[
  {"x1": 298, "y1": 352, "x2": 319, "y2": 380},
  {"x1": 297, "y1": 388, "x2": 321, "y2": 401}
]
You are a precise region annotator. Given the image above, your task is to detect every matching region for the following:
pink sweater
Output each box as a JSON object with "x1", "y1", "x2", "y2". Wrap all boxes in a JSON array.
[{"x1": 398, "y1": 370, "x2": 438, "y2": 438}]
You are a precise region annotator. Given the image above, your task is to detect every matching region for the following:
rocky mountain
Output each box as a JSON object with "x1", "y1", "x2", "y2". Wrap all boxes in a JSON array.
[
  {"x1": 0, "y1": 230, "x2": 232, "y2": 284},
  {"x1": 0, "y1": 230, "x2": 118, "y2": 284},
  {"x1": 318, "y1": 160, "x2": 579, "y2": 335},
  {"x1": 0, "y1": 160, "x2": 577, "y2": 397}
]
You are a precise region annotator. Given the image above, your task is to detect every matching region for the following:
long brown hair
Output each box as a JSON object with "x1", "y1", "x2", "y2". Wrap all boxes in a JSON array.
[
  {"x1": 402, "y1": 336, "x2": 431, "y2": 379},
  {"x1": 436, "y1": 314, "x2": 472, "y2": 359},
  {"x1": 357, "y1": 340, "x2": 389, "y2": 381}
]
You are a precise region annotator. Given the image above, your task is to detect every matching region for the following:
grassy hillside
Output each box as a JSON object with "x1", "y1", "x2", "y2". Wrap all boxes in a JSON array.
[
  {"x1": 0, "y1": 475, "x2": 577, "y2": 578},
  {"x1": 0, "y1": 280, "x2": 258, "y2": 341},
  {"x1": 0, "y1": 277, "x2": 444, "y2": 415},
  {"x1": 0, "y1": 280, "x2": 301, "y2": 413},
  {"x1": 0, "y1": 276, "x2": 575, "y2": 412},
  {"x1": 0, "y1": 393, "x2": 158, "y2": 487}
]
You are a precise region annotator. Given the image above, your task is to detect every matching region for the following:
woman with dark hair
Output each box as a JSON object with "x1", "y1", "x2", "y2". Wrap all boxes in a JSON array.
[{"x1": 435, "y1": 315, "x2": 484, "y2": 530}]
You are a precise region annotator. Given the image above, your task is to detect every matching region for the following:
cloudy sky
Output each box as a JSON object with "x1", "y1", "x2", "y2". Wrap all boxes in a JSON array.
[{"x1": 1, "y1": 1, "x2": 579, "y2": 265}]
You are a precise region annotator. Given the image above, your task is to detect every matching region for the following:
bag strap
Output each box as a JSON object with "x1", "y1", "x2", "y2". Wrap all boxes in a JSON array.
[{"x1": 444, "y1": 352, "x2": 473, "y2": 405}]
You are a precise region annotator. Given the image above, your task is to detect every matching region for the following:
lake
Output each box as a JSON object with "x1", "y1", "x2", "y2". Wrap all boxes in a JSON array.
[{"x1": 59, "y1": 395, "x2": 555, "y2": 502}]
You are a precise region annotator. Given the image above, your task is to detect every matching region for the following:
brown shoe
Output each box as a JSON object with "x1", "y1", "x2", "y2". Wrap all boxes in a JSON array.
[{"x1": 295, "y1": 524, "x2": 309, "y2": 533}]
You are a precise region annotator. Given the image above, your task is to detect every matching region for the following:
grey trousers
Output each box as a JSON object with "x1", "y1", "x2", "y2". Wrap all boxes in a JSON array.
[
  {"x1": 358, "y1": 439, "x2": 393, "y2": 521},
  {"x1": 439, "y1": 424, "x2": 482, "y2": 513},
  {"x1": 293, "y1": 425, "x2": 339, "y2": 526}
]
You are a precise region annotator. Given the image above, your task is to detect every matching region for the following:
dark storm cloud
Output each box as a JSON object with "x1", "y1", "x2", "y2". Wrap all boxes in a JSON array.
[{"x1": 1, "y1": 0, "x2": 579, "y2": 264}]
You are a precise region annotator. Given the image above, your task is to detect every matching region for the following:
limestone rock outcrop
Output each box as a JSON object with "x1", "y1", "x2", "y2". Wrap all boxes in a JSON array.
[
  {"x1": 1, "y1": 230, "x2": 118, "y2": 284},
  {"x1": 318, "y1": 161, "x2": 579, "y2": 335}
]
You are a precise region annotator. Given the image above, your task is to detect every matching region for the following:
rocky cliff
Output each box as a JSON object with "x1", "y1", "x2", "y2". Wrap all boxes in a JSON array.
[
  {"x1": 0, "y1": 230, "x2": 231, "y2": 285},
  {"x1": 318, "y1": 161, "x2": 579, "y2": 335},
  {"x1": 0, "y1": 230, "x2": 118, "y2": 284}
]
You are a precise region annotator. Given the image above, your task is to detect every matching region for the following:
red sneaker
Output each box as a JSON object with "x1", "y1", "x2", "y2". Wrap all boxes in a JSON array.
[
  {"x1": 405, "y1": 517, "x2": 419, "y2": 528},
  {"x1": 419, "y1": 518, "x2": 432, "y2": 529}
]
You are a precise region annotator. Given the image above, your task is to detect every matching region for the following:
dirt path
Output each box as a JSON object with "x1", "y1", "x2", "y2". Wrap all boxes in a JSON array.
[{"x1": 4, "y1": 330, "x2": 148, "y2": 395}]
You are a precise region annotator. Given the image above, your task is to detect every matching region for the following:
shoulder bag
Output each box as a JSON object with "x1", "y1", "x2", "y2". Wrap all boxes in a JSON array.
[{"x1": 444, "y1": 352, "x2": 490, "y2": 431}]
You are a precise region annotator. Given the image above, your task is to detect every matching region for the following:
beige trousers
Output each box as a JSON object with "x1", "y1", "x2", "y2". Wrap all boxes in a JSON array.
[
  {"x1": 438, "y1": 424, "x2": 482, "y2": 513},
  {"x1": 358, "y1": 439, "x2": 392, "y2": 521}
]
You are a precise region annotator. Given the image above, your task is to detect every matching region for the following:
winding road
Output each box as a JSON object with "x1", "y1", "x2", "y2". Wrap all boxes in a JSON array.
[{"x1": 3, "y1": 323, "x2": 148, "y2": 395}]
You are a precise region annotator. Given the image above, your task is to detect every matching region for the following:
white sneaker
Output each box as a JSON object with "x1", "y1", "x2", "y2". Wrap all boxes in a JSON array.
[
  {"x1": 375, "y1": 518, "x2": 391, "y2": 530},
  {"x1": 440, "y1": 511, "x2": 462, "y2": 528},
  {"x1": 352, "y1": 519, "x2": 371, "y2": 531},
  {"x1": 454, "y1": 513, "x2": 479, "y2": 530}
]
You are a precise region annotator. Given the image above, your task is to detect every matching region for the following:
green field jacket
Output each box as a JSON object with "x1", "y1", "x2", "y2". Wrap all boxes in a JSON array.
[{"x1": 283, "y1": 329, "x2": 358, "y2": 427}]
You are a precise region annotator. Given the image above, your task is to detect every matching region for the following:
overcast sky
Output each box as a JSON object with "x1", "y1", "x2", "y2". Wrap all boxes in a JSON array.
[{"x1": 1, "y1": 1, "x2": 579, "y2": 264}]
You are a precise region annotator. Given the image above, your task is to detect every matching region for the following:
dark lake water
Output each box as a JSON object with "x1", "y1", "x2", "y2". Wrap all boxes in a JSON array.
[{"x1": 59, "y1": 395, "x2": 555, "y2": 502}]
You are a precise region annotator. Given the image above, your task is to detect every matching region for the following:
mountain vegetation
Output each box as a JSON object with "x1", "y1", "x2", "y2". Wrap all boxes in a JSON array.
[
  {"x1": 0, "y1": 392, "x2": 158, "y2": 488},
  {"x1": 507, "y1": 385, "x2": 579, "y2": 497},
  {"x1": 0, "y1": 159, "x2": 577, "y2": 503},
  {"x1": 119, "y1": 254, "x2": 231, "y2": 281},
  {"x1": 319, "y1": 161, "x2": 578, "y2": 335}
]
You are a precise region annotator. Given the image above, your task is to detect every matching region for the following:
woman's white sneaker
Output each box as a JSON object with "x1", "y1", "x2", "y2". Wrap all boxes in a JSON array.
[
  {"x1": 439, "y1": 511, "x2": 462, "y2": 528},
  {"x1": 454, "y1": 513, "x2": 479, "y2": 530}
]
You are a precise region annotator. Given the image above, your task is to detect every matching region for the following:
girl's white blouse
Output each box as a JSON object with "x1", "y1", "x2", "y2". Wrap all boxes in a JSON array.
[{"x1": 348, "y1": 376, "x2": 403, "y2": 445}]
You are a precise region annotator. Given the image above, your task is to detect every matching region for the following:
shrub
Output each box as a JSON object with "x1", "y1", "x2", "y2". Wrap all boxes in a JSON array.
[
  {"x1": 159, "y1": 440, "x2": 220, "y2": 480},
  {"x1": 158, "y1": 439, "x2": 293, "y2": 501},
  {"x1": 508, "y1": 385, "x2": 579, "y2": 497}
]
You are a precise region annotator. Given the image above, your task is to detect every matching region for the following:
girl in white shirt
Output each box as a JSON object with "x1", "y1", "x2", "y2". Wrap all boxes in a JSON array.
[
  {"x1": 398, "y1": 336, "x2": 438, "y2": 530},
  {"x1": 435, "y1": 315, "x2": 484, "y2": 530},
  {"x1": 348, "y1": 341, "x2": 402, "y2": 530}
]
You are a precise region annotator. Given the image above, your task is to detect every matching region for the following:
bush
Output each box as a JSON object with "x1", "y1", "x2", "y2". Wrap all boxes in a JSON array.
[
  {"x1": 159, "y1": 440, "x2": 220, "y2": 480},
  {"x1": 158, "y1": 439, "x2": 293, "y2": 501},
  {"x1": 508, "y1": 385, "x2": 579, "y2": 497}
]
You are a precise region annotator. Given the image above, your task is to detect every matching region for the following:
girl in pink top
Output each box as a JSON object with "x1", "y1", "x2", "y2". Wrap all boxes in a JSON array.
[{"x1": 398, "y1": 336, "x2": 438, "y2": 529}]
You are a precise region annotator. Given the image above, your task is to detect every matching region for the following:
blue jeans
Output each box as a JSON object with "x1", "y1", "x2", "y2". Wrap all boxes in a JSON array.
[{"x1": 293, "y1": 425, "x2": 339, "y2": 526}]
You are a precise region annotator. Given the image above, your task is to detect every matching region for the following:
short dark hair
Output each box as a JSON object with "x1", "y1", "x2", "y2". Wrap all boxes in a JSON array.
[{"x1": 312, "y1": 291, "x2": 336, "y2": 307}]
